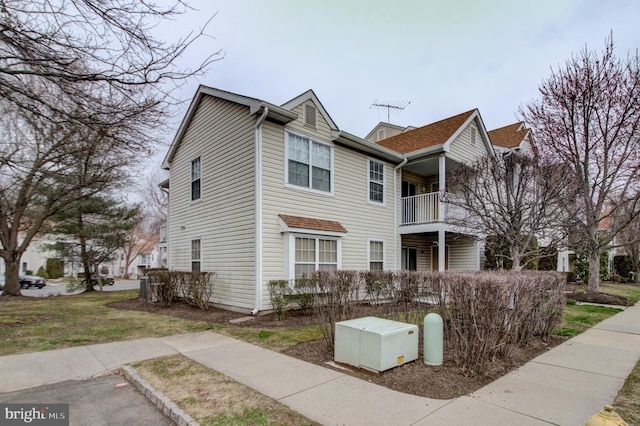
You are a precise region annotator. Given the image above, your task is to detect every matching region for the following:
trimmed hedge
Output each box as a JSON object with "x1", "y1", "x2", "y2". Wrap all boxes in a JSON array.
[{"x1": 270, "y1": 270, "x2": 566, "y2": 375}]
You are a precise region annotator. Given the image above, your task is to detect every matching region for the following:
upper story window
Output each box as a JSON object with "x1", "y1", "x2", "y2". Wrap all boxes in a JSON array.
[
  {"x1": 368, "y1": 160, "x2": 384, "y2": 204},
  {"x1": 286, "y1": 132, "x2": 332, "y2": 193},
  {"x1": 191, "y1": 156, "x2": 201, "y2": 201}
]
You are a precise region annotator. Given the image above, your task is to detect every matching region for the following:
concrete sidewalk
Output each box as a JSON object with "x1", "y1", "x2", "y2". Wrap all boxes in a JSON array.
[{"x1": 1, "y1": 304, "x2": 639, "y2": 426}]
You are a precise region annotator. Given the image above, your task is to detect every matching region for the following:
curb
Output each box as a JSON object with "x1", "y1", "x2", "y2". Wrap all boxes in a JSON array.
[{"x1": 121, "y1": 365, "x2": 199, "y2": 426}]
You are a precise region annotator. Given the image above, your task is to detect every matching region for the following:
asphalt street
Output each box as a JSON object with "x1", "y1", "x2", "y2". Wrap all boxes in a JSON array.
[
  {"x1": 0, "y1": 374, "x2": 173, "y2": 426},
  {"x1": 1, "y1": 279, "x2": 141, "y2": 297}
]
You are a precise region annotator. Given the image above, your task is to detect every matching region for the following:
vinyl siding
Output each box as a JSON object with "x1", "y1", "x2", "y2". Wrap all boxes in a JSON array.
[
  {"x1": 448, "y1": 240, "x2": 479, "y2": 271},
  {"x1": 448, "y1": 121, "x2": 490, "y2": 165},
  {"x1": 400, "y1": 235, "x2": 431, "y2": 271},
  {"x1": 401, "y1": 234, "x2": 478, "y2": 271},
  {"x1": 168, "y1": 96, "x2": 257, "y2": 310},
  {"x1": 260, "y1": 104, "x2": 398, "y2": 306}
]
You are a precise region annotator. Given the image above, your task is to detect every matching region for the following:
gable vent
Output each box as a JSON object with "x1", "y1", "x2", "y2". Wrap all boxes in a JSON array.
[
  {"x1": 377, "y1": 129, "x2": 385, "y2": 141},
  {"x1": 305, "y1": 104, "x2": 317, "y2": 128}
]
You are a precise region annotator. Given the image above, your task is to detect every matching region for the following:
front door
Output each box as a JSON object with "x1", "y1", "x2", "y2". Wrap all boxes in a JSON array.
[
  {"x1": 402, "y1": 247, "x2": 417, "y2": 271},
  {"x1": 402, "y1": 181, "x2": 418, "y2": 224}
]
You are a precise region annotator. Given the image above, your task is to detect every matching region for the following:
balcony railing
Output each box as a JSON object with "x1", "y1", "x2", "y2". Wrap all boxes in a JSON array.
[{"x1": 401, "y1": 192, "x2": 464, "y2": 226}]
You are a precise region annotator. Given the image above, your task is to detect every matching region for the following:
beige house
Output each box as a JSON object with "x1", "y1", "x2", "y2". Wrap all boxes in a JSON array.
[{"x1": 162, "y1": 86, "x2": 495, "y2": 313}]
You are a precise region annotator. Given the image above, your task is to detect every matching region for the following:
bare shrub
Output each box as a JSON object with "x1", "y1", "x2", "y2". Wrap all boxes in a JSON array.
[
  {"x1": 147, "y1": 270, "x2": 215, "y2": 310},
  {"x1": 440, "y1": 271, "x2": 566, "y2": 375},
  {"x1": 312, "y1": 270, "x2": 360, "y2": 349},
  {"x1": 293, "y1": 277, "x2": 315, "y2": 316},
  {"x1": 182, "y1": 272, "x2": 215, "y2": 311},
  {"x1": 147, "y1": 270, "x2": 178, "y2": 307},
  {"x1": 362, "y1": 270, "x2": 394, "y2": 316},
  {"x1": 268, "y1": 280, "x2": 291, "y2": 320}
]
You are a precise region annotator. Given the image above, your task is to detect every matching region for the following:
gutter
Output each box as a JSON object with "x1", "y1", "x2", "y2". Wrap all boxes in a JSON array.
[
  {"x1": 252, "y1": 106, "x2": 269, "y2": 315},
  {"x1": 394, "y1": 157, "x2": 408, "y2": 269}
]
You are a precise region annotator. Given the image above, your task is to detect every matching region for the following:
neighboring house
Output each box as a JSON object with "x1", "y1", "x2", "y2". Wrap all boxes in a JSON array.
[
  {"x1": 162, "y1": 86, "x2": 495, "y2": 313},
  {"x1": 487, "y1": 121, "x2": 535, "y2": 155},
  {"x1": 158, "y1": 224, "x2": 168, "y2": 269},
  {"x1": 371, "y1": 109, "x2": 494, "y2": 273},
  {"x1": 117, "y1": 233, "x2": 161, "y2": 279},
  {"x1": 487, "y1": 122, "x2": 574, "y2": 272},
  {"x1": 0, "y1": 233, "x2": 45, "y2": 276}
]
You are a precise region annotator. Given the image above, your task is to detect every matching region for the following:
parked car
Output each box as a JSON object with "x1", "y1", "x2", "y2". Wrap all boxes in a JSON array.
[
  {"x1": 19, "y1": 275, "x2": 46, "y2": 289},
  {"x1": 90, "y1": 274, "x2": 114, "y2": 286}
]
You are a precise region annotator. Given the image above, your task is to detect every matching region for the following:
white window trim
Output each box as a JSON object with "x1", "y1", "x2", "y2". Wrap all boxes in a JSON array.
[
  {"x1": 191, "y1": 238, "x2": 202, "y2": 272},
  {"x1": 284, "y1": 130, "x2": 334, "y2": 196},
  {"x1": 286, "y1": 233, "x2": 342, "y2": 280},
  {"x1": 190, "y1": 155, "x2": 202, "y2": 203},
  {"x1": 402, "y1": 246, "x2": 418, "y2": 271},
  {"x1": 367, "y1": 158, "x2": 385, "y2": 206},
  {"x1": 368, "y1": 238, "x2": 385, "y2": 271}
]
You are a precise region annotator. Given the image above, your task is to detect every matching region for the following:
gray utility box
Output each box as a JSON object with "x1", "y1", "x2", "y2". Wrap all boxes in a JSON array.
[{"x1": 334, "y1": 316, "x2": 418, "y2": 373}]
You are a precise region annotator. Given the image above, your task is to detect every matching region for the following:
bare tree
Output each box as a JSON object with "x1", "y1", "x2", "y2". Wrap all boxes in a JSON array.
[
  {"x1": 0, "y1": 1, "x2": 219, "y2": 296},
  {"x1": 138, "y1": 165, "x2": 169, "y2": 235},
  {"x1": 520, "y1": 36, "x2": 640, "y2": 292},
  {"x1": 447, "y1": 149, "x2": 568, "y2": 270},
  {"x1": 120, "y1": 215, "x2": 159, "y2": 279},
  {"x1": 616, "y1": 201, "x2": 640, "y2": 283}
]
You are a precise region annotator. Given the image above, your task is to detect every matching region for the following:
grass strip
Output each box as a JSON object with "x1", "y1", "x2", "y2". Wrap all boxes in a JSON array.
[{"x1": 133, "y1": 355, "x2": 320, "y2": 426}]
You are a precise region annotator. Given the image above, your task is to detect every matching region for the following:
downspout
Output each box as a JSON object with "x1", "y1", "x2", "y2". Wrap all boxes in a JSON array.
[
  {"x1": 252, "y1": 106, "x2": 269, "y2": 315},
  {"x1": 394, "y1": 157, "x2": 408, "y2": 269}
]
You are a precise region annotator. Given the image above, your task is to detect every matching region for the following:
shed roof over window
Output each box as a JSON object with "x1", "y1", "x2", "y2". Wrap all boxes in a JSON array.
[{"x1": 278, "y1": 214, "x2": 347, "y2": 234}]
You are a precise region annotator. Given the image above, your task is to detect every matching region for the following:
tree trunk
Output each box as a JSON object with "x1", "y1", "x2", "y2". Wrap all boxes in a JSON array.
[
  {"x1": 122, "y1": 252, "x2": 132, "y2": 279},
  {"x1": 1, "y1": 258, "x2": 22, "y2": 296},
  {"x1": 588, "y1": 250, "x2": 601, "y2": 293},
  {"x1": 510, "y1": 247, "x2": 524, "y2": 271},
  {"x1": 93, "y1": 262, "x2": 103, "y2": 291}
]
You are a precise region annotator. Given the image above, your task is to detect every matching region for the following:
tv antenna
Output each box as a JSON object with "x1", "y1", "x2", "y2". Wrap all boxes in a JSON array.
[{"x1": 371, "y1": 100, "x2": 411, "y2": 123}]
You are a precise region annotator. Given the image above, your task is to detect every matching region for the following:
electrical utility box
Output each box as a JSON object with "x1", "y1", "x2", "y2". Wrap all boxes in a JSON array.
[{"x1": 334, "y1": 316, "x2": 418, "y2": 373}]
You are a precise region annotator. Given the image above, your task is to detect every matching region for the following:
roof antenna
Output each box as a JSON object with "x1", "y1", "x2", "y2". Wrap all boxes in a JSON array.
[{"x1": 371, "y1": 100, "x2": 411, "y2": 123}]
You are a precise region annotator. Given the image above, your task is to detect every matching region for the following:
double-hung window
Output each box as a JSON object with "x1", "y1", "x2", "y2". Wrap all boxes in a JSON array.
[
  {"x1": 369, "y1": 240, "x2": 384, "y2": 270},
  {"x1": 191, "y1": 239, "x2": 201, "y2": 272},
  {"x1": 294, "y1": 236, "x2": 338, "y2": 278},
  {"x1": 287, "y1": 132, "x2": 332, "y2": 193},
  {"x1": 368, "y1": 160, "x2": 384, "y2": 204},
  {"x1": 191, "y1": 157, "x2": 201, "y2": 201}
]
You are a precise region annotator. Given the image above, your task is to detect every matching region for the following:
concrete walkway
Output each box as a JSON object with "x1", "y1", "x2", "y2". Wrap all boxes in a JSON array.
[{"x1": 1, "y1": 304, "x2": 639, "y2": 426}]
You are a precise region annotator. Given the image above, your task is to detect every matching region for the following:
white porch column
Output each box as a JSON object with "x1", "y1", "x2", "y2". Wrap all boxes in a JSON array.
[
  {"x1": 438, "y1": 229, "x2": 445, "y2": 272},
  {"x1": 438, "y1": 155, "x2": 445, "y2": 220}
]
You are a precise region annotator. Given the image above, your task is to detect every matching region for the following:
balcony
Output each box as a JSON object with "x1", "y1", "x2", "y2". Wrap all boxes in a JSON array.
[{"x1": 401, "y1": 192, "x2": 464, "y2": 226}]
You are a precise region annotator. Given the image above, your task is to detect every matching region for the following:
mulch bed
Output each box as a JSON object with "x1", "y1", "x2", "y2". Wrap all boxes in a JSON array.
[
  {"x1": 564, "y1": 291, "x2": 632, "y2": 306},
  {"x1": 108, "y1": 298, "x2": 566, "y2": 399}
]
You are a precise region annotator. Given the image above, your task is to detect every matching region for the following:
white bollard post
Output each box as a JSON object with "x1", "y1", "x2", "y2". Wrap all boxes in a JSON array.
[{"x1": 424, "y1": 313, "x2": 443, "y2": 366}]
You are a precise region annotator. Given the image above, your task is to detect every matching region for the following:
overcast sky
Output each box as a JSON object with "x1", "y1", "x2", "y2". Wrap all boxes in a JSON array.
[{"x1": 159, "y1": 0, "x2": 640, "y2": 142}]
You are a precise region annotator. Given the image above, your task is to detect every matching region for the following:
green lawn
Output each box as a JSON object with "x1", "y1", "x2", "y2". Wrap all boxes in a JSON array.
[
  {"x1": 553, "y1": 304, "x2": 623, "y2": 337},
  {"x1": 1, "y1": 284, "x2": 637, "y2": 421},
  {"x1": 598, "y1": 282, "x2": 640, "y2": 303},
  {"x1": 0, "y1": 290, "x2": 212, "y2": 356}
]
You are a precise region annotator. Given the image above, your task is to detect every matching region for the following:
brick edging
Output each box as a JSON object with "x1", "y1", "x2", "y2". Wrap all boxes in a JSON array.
[{"x1": 121, "y1": 365, "x2": 199, "y2": 426}]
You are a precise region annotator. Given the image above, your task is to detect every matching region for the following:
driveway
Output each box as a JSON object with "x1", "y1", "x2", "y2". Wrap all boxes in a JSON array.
[{"x1": 0, "y1": 374, "x2": 172, "y2": 425}]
